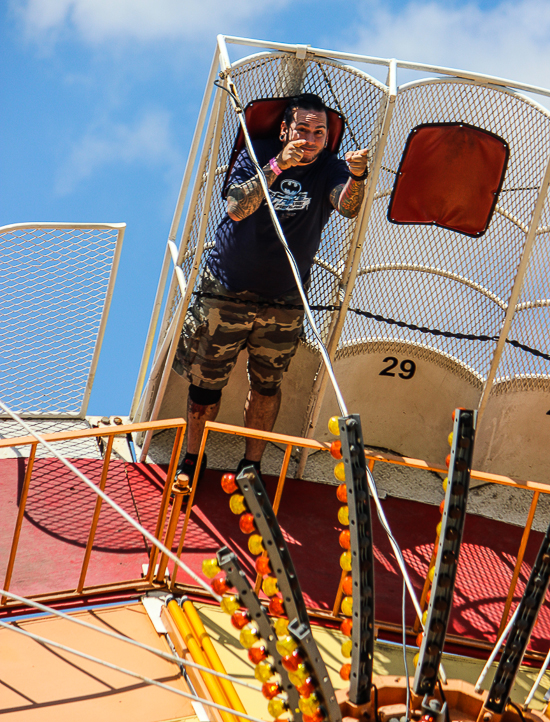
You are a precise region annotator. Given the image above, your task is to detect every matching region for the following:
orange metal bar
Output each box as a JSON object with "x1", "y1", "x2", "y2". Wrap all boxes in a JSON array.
[
  {"x1": 0, "y1": 417, "x2": 186, "y2": 449},
  {"x1": 171, "y1": 426, "x2": 210, "y2": 589},
  {"x1": 77, "y1": 435, "x2": 114, "y2": 593},
  {"x1": 1, "y1": 443, "x2": 38, "y2": 605},
  {"x1": 167, "y1": 599, "x2": 238, "y2": 722},
  {"x1": 156, "y1": 479, "x2": 187, "y2": 582},
  {"x1": 147, "y1": 424, "x2": 186, "y2": 583},
  {"x1": 497, "y1": 490, "x2": 540, "y2": 637},
  {"x1": 203, "y1": 420, "x2": 330, "y2": 451},
  {"x1": 182, "y1": 598, "x2": 248, "y2": 722},
  {"x1": 331, "y1": 457, "x2": 376, "y2": 617}
]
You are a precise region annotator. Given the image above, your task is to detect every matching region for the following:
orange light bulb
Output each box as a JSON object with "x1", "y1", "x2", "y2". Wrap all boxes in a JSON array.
[
  {"x1": 342, "y1": 574, "x2": 353, "y2": 596},
  {"x1": 336, "y1": 483, "x2": 347, "y2": 503},
  {"x1": 339, "y1": 529, "x2": 351, "y2": 550},
  {"x1": 330, "y1": 440, "x2": 343, "y2": 460},
  {"x1": 239, "y1": 513, "x2": 256, "y2": 534},
  {"x1": 221, "y1": 473, "x2": 237, "y2": 493}
]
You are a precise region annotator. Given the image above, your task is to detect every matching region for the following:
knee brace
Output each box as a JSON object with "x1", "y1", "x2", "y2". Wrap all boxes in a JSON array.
[{"x1": 188, "y1": 384, "x2": 222, "y2": 406}]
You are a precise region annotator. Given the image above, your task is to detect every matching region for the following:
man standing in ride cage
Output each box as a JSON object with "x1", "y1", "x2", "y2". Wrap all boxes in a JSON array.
[{"x1": 174, "y1": 93, "x2": 369, "y2": 481}]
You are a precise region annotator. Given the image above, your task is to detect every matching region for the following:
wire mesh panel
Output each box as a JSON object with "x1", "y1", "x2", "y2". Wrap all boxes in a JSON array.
[
  {"x1": 0, "y1": 224, "x2": 123, "y2": 417},
  {"x1": 339, "y1": 80, "x2": 550, "y2": 389}
]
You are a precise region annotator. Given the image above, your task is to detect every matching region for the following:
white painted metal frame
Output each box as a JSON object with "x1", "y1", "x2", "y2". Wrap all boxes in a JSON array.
[{"x1": 0, "y1": 222, "x2": 125, "y2": 419}]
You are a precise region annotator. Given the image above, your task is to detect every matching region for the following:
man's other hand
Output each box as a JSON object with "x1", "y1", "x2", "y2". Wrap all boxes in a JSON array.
[
  {"x1": 345, "y1": 148, "x2": 369, "y2": 178},
  {"x1": 277, "y1": 140, "x2": 308, "y2": 170}
]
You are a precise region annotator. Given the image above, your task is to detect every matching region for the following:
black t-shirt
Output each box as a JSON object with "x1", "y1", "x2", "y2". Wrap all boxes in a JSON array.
[{"x1": 207, "y1": 139, "x2": 350, "y2": 298}]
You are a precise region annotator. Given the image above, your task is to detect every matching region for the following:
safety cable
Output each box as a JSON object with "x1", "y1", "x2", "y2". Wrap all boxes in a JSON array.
[
  {"x1": 214, "y1": 79, "x2": 348, "y2": 417},
  {"x1": 0, "y1": 399, "x2": 221, "y2": 603},
  {"x1": 0, "y1": 619, "x2": 267, "y2": 722},
  {"x1": 0, "y1": 589, "x2": 262, "y2": 692}
]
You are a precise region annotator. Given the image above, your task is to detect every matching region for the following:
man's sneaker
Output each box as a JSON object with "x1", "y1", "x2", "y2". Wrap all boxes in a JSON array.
[{"x1": 176, "y1": 453, "x2": 207, "y2": 483}]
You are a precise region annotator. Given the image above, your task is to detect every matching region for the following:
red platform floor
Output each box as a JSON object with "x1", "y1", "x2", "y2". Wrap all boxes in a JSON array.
[{"x1": 0, "y1": 457, "x2": 548, "y2": 654}]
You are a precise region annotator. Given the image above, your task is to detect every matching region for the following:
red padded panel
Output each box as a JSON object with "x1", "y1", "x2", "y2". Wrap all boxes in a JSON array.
[
  {"x1": 222, "y1": 97, "x2": 345, "y2": 197},
  {"x1": 388, "y1": 123, "x2": 509, "y2": 238}
]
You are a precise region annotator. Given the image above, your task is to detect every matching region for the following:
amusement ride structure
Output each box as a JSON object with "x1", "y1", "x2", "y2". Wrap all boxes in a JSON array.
[{"x1": 2, "y1": 35, "x2": 550, "y2": 722}]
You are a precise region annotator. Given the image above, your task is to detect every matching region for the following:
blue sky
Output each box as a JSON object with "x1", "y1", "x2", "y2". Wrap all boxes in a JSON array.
[{"x1": 2, "y1": 0, "x2": 550, "y2": 416}]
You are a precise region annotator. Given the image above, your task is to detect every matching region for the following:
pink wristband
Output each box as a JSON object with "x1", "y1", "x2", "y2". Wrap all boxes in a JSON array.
[{"x1": 269, "y1": 157, "x2": 283, "y2": 176}]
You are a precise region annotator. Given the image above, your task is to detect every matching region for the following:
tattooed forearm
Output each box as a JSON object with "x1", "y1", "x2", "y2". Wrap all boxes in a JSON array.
[
  {"x1": 227, "y1": 165, "x2": 277, "y2": 221},
  {"x1": 330, "y1": 178, "x2": 366, "y2": 219}
]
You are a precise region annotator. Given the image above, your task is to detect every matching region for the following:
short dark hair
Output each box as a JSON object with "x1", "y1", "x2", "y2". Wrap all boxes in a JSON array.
[{"x1": 283, "y1": 93, "x2": 328, "y2": 126}]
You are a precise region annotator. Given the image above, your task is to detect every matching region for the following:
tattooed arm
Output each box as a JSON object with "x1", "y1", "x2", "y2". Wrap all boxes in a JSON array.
[
  {"x1": 227, "y1": 139, "x2": 307, "y2": 221},
  {"x1": 330, "y1": 148, "x2": 369, "y2": 219}
]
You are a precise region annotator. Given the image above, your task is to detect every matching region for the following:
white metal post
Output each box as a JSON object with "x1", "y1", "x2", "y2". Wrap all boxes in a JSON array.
[
  {"x1": 130, "y1": 49, "x2": 220, "y2": 419},
  {"x1": 80, "y1": 224, "x2": 126, "y2": 417},
  {"x1": 139, "y1": 82, "x2": 228, "y2": 460}
]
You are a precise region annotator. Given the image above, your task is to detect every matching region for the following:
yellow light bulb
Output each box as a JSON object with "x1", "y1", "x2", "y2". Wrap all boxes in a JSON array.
[
  {"x1": 239, "y1": 624, "x2": 259, "y2": 649},
  {"x1": 288, "y1": 663, "x2": 308, "y2": 686},
  {"x1": 262, "y1": 576, "x2": 279, "y2": 597},
  {"x1": 436, "y1": 521, "x2": 442, "y2": 538},
  {"x1": 428, "y1": 565, "x2": 435, "y2": 583},
  {"x1": 229, "y1": 494, "x2": 247, "y2": 515},
  {"x1": 341, "y1": 639, "x2": 353, "y2": 658},
  {"x1": 341, "y1": 595, "x2": 353, "y2": 616},
  {"x1": 254, "y1": 660, "x2": 274, "y2": 682},
  {"x1": 276, "y1": 635, "x2": 298, "y2": 657},
  {"x1": 340, "y1": 551, "x2": 352, "y2": 572},
  {"x1": 413, "y1": 652, "x2": 420, "y2": 667},
  {"x1": 334, "y1": 462, "x2": 346, "y2": 482},
  {"x1": 298, "y1": 694, "x2": 320, "y2": 716},
  {"x1": 422, "y1": 610, "x2": 428, "y2": 625},
  {"x1": 273, "y1": 617, "x2": 289, "y2": 638},
  {"x1": 328, "y1": 416, "x2": 340, "y2": 436},
  {"x1": 448, "y1": 431, "x2": 453, "y2": 447},
  {"x1": 202, "y1": 558, "x2": 221, "y2": 579},
  {"x1": 220, "y1": 594, "x2": 240, "y2": 615},
  {"x1": 248, "y1": 534, "x2": 265, "y2": 555},
  {"x1": 267, "y1": 698, "x2": 286, "y2": 719},
  {"x1": 338, "y1": 506, "x2": 349, "y2": 526},
  {"x1": 442, "y1": 477, "x2": 448, "y2": 492}
]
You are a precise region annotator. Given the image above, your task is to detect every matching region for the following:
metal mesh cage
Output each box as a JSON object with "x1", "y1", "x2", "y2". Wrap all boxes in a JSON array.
[
  {"x1": 338, "y1": 80, "x2": 550, "y2": 389},
  {"x1": 0, "y1": 224, "x2": 123, "y2": 417}
]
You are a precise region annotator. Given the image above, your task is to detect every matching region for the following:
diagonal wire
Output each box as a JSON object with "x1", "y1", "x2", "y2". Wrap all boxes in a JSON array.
[
  {"x1": 0, "y1": 589, "x2": 262, "y2": 692},
  {"x1": 0, "y1": 399, "x2": 221, "y2": 603},
  {"x1": 0, "y1": 619, "x2": 267, "y2": 722}
]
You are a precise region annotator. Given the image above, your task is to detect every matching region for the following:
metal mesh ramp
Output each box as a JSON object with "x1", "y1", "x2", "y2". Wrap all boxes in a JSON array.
[{"x1": 0, "y1": 223, "x2": 124, "y2": 417}]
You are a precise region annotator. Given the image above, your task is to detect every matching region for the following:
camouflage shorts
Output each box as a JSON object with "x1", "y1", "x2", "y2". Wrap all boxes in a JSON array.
[{"x1": 173, "y1": 267, "x2": 305, "y2": 393}]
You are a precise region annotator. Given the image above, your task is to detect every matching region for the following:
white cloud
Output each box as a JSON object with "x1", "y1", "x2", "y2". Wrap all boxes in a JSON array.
[
  {"x1": 15, "y1": 0, "x2": 279, "y2": 43},
  {"x1": 55, "y1": 109, "x2": 180, "y2": 194},
  {"x1": 349, "y1": 0, "x2": 550, "y2": 97}
]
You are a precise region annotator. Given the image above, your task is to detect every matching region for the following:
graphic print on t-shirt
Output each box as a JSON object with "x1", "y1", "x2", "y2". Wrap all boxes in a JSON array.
[{"x1": 269, "y1": 179, "x2": 311, "y2": 211}]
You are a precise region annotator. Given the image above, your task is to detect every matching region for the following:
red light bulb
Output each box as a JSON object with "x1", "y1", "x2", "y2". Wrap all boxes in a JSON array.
[
  {"x1": 439, "y1": 500, "x2": 445, "y2": 514},
  {"x1": 339, "y1": 530, "x2": 351, "y2": 550},
  {"x1": 268, "y1": 597, "x2": 285, "y2": 616},
  {"x1": 262, "y1": 682, "x2": 281, "y2": 700},
  {"x1": 255, "y1": 555, "x2": 271, "y2": 576},
  {"x1": 340, "y1": 663, "x2": 351, "y2": 681},
  {"x1": 330, "y1": 440, "x2": 343, "y2": 460},
  {"x1": 340, "y1": 618, "x2": 352, "y2": 636},
  {"x1": 416, "y1": 633, "x2": 423, "y2": 647},
  {"x1": 248, "y1": 646, "x2": 267, "y2": 664},
  {"x1": 445, "y1": 453, "x2": 451, "y2": 468},
  {"x1": 239, "y1": 513, "x2": 256, "y2": 534},
  {"x1": 297, "y1": 677, "x2": 316, "y2": 698},
  {"x1": 336, "y1": 483, "x2": 347, "y2": 503},
  {"x1": 230, "y1": 610, "x2": 250, "y2": 630},
  {"x1": 211, "y1": 577, "x2": 231, "y2": 595},
  {"x1": 281, "y1": 649, "x2": 303, "y2": 672},
  {"x1": 221, "y1": 473, "x2": 237, "y2": 493}
]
